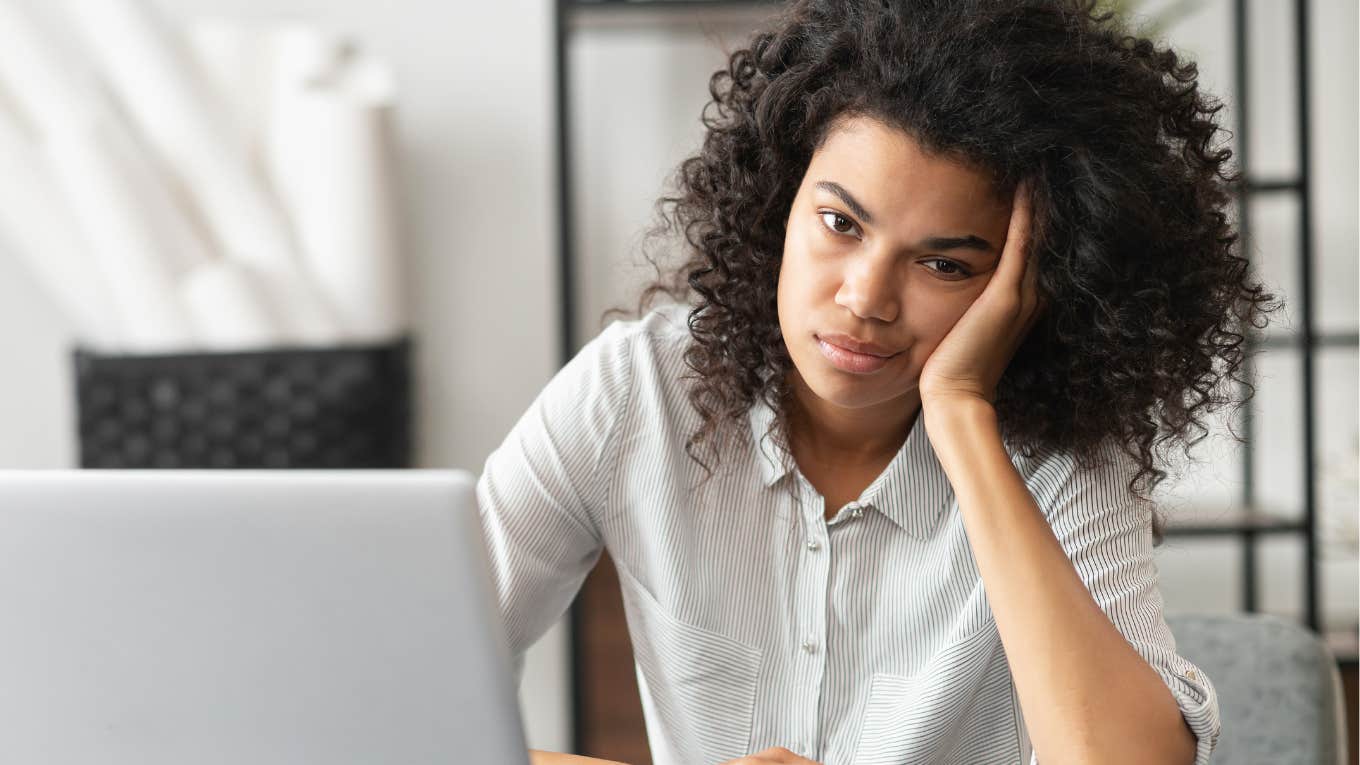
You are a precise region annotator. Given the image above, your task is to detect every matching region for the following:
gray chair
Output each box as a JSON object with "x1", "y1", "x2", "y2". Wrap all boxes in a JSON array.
[{"x1": 1166, "y1": 613, "x2": 1350, "y2": 764}]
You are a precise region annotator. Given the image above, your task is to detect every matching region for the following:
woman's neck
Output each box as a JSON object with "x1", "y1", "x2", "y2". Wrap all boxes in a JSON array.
[{"x1": 785, "y1": 371, "x2": 922, "y2": 466}]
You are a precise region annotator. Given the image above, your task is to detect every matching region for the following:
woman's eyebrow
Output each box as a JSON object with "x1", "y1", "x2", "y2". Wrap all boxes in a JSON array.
[
  {"x1": 815, "y1": 180, "x2": 996, "y2": 253},
  {"x1": 918, "y1": 235, "x2": 996, "y2": 254},
  {"x1": 816, "y1": 180, "x2": 877, "y2": 224}
]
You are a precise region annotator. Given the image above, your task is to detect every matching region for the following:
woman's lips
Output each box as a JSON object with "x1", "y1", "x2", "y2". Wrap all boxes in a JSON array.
[{"x1": 816, "y1": 335, "x2": 899, "y2": 374}]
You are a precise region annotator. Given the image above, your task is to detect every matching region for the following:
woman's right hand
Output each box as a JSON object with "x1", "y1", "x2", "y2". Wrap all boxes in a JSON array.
[{"x1": 719, "y1": 746, "x2": 824, "y2": 764}]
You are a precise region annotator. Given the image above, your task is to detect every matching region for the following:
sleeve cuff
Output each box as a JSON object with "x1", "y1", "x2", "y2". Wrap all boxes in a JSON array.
[{"x1": 1153, "y1": 663, "x2": 1222, "y2": 764}]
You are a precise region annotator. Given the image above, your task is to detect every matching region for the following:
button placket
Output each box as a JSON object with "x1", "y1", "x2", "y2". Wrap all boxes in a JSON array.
[{"x1": 794, "y1": 482, "x2": 829, "y2": 760}]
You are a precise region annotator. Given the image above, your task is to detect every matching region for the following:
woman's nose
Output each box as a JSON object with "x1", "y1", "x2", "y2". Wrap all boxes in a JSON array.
[{"x1": 834, "y1": 254, "x2": 899, "y2": 322}]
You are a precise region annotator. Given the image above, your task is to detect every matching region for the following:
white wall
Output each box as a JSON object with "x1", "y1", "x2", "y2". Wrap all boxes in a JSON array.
[{"x1": 0, "y1": 0, "x2": 572, "y2": 752}]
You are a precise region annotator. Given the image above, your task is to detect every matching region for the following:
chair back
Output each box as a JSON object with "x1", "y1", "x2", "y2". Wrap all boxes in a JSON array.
[{"x1": 1166, "y1": 613, "x2": 1348, "y2": 764}]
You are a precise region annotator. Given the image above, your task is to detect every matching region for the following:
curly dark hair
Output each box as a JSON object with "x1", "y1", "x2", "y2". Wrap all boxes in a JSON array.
[{"x1": 603, "y1": 0, "x2": 1280, "y2": 543}]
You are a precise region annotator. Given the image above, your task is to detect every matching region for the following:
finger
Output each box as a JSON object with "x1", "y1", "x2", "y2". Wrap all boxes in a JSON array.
[
  {"x1": 995, "y1": 180, "x2": 1034, "y2": 291},
  {"x1": 744, "y1": 747, "x2": 820, "y2": 763},
  {"x1": 747, "y1": 746, "x2": 793, "y2": 762},
  {"x1": 1020, "y1": 236, "x2": 1043, "y2": 314},
  {"x1": 1014, "y1": 186, "x2": 1047, "y2": 328}
]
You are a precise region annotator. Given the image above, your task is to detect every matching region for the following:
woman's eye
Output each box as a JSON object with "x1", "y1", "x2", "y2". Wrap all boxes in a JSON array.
[
  {"x1": 925, "y1": 258, "x2": 971, "y2": 278},
  {"x1": 819, "y1": 211, "x2": 858, "y2": 236}
]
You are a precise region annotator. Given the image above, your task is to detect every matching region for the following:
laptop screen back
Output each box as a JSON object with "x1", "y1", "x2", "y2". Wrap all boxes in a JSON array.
[{"x1": 0, "y1": 470, "x2": 529, "y2": 765}]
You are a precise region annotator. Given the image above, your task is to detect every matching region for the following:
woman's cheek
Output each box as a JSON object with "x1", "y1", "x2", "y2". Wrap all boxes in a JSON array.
[
  {"x1": 784, "y1": 248, "x2": 841, "y2": 304},
  {"x1": 902, "y1": 284, "x2": 972, "y2": 344}
]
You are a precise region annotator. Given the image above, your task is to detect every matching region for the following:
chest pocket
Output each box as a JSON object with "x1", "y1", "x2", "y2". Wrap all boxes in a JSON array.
[
  {"x1": 852, "y1": 624, "x2": 1022, "y2": 765},
  {"x1": 616, "y1": 565, "x2": 763, "y2": 765}
]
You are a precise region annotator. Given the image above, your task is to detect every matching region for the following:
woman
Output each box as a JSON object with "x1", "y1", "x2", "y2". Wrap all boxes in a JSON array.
[{"x1": 488, "y1": 1, "x2": 1277, "y2": 763}]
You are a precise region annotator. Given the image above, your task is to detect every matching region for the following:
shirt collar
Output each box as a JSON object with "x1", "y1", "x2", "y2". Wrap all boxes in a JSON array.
[{"x1": 748, "y1": 396, "x2": 955, "y2": 540}]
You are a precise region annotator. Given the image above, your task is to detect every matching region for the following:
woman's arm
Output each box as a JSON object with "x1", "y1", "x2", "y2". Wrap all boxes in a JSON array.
[
  {"x1": 476, "y1": 321, "x2": 634, "y2": 685},
  {"x1": 923, "y1": 399, "x2": 1196, "y2": 765},
  {"x1": 914, "y1": 181, "x2": 1208, "y2": 763}
]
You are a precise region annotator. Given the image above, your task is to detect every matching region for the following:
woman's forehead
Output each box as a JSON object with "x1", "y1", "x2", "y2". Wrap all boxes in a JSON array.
[{"x1": 807, "y1": 116, "x2": 1009, "y2": 232}]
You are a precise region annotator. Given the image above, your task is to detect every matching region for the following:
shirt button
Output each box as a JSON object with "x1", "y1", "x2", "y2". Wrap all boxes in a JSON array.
[
  {"x1": 805, "y1": 539, "x2": 821, "y2": 551},
  {"x1": 801, "y1": 638, "x2": 818, "y2": 654}
]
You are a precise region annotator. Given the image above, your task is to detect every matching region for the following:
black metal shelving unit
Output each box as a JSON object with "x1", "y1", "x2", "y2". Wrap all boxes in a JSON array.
[
  {"x1": 1224, "y1": 0, "x2": 1318, "y2": 627},
  {"x1": 552, "y1": 0, "x2": 1357, "y2": 751},
  {"x1": 1168, "y1": 0, "x2": 1358, "y2": 650}
]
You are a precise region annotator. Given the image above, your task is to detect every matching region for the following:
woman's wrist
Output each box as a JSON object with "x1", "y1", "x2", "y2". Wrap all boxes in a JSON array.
[
  {"x1": 922, "y1": 394, "x2": 997, "y2": 429},
  {"x1": 922, "y1": 396, "x2": 1003, "y2": 472}
]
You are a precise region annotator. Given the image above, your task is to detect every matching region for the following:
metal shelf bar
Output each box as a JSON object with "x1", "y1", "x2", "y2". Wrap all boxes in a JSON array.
[
  {"x1": 1166, "y1": 523, "x2": 1308, "y2": 538},
  {"x1": 1231, "y1": 0, "x2": 1260, "y2": 615},
  {"x1": 555, "y1": 0, "x2": 579, "y2": 365},
  {"x1": 552, "y1": 0, "x2": 587, "y2": 752},
  {"x1": 1165, "y1": 508, "x2": 1309, "y2": 537},
  {"x1": 1255, "y1": 332, "x2": 1360, "y2": 350},
  {"x1": 1246, "y1": 178, "x2": 1306, "y2": 193},
  {"x1": 1294, "y1": 0, "x2": 1320, "y2": 632}
]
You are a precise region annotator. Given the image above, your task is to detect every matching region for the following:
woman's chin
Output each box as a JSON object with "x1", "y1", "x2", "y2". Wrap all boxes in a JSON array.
[{"x1": 795, "y1": 367, "x2": 918, "y2": 412}]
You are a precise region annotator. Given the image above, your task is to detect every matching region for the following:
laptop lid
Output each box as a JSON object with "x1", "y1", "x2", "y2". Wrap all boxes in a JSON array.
[{"x1": 0, "y1": 470, "x2": 530, "y2": 765}]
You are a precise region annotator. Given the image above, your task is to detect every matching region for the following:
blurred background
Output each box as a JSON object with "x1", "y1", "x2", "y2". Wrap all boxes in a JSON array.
[{"x1": 0, "y1": 0, "x2": 1354, "y2": 761}]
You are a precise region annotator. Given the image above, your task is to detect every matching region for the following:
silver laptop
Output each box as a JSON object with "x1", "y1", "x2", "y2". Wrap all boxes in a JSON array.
[{"x1": 0, "y1": 470, "x2": 530, "y2": 765}]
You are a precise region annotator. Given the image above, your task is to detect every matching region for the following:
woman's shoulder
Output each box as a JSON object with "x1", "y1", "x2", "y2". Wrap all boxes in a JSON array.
[
  {"x1": 585, "y1": 302, "x2": 693, "y2": 375},
  {"x1": 564, "y1": 303, "x2": 697, "y2": 421},
  {"x1": 599, "y1": 301, "x2": 691, "y2": 343},
  {"x1": 1005, "y1": 434, "x2": 1148, "y2": 518}
]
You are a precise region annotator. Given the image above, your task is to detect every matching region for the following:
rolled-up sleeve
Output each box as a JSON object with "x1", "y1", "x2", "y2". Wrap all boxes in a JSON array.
[
  {"x1": 1026, "y1": 441, "x2": 1222, "y2": 764},
  {"x1": 474, "y1": 321, "x2": 635, "y2": 687}
]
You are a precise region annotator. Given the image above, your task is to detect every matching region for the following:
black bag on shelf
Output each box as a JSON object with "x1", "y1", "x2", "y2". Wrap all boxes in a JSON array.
[{"x1": 73, "y1": 338, "x2": 414, "y2": 469}]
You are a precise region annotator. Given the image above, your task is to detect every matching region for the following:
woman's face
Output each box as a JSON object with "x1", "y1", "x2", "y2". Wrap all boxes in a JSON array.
[{"x1": 777, "y1": 114, "x2": 1013, "y2": 416}]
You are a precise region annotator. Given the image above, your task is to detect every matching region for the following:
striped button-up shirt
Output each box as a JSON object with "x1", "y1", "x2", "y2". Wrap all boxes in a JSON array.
[{"x1": 476, "y1": 303, "x2": 1221, "y2": 765}]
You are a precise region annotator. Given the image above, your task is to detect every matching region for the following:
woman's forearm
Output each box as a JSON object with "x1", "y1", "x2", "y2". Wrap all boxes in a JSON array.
[{"x1": 923, "y1": 398, "x2": 1195, "y2": 764}]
